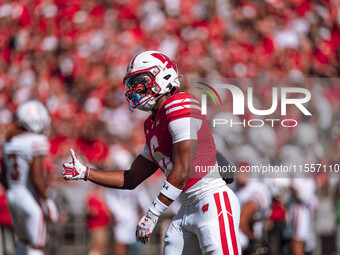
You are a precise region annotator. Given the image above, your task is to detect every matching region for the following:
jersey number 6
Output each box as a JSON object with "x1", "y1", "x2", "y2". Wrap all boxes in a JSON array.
[{"x1": 150, "y1": 135, "x2": 173, "y2": 176}]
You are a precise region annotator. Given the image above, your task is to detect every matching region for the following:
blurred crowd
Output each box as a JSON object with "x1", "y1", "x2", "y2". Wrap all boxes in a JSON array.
[
  {"x1": 0, "y1": 0, "x2": 339, "y2": 165},
  {"x1": 0, "y1": 0, "x2": 340, "y2": 254}
]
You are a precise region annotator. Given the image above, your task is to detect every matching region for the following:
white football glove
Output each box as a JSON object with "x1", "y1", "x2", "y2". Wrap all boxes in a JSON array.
[
  {"x1": 41, "y1": 198, "x2": 59, "y2": 223},
  {"x1": 63, "y1": 149, "x2": 90, "y2": 181},
  {"x1": 136, "y1": 210, "x2": 159, "y2": 244}
]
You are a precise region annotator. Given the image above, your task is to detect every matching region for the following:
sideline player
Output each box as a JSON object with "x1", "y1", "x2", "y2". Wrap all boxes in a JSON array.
[
  {"x1": 63, "y1": 51, "x2": 241, "y2": 254},
  {"x1": 233, "y1": 145, "x2": 272, "y2": 254},
  {"x1": 0, "y1": 100, "x2": 58, "y2": 255}
]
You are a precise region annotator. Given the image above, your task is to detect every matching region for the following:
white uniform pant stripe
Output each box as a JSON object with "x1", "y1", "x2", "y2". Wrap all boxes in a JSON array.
[{"x1": 214, "y1": 191, "x2": 239, "y2": 255}]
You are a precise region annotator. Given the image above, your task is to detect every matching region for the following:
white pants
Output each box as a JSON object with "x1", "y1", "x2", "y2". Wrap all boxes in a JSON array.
[
  {"x1": 291, "y1": 203, "x2": 315, "y2": 252},
  {"x1": 163, "y1": 185, "x2": 241, "y2": 255},
  {"x1": 7, "y1": 187, "x2": 46, "y2": 247}
]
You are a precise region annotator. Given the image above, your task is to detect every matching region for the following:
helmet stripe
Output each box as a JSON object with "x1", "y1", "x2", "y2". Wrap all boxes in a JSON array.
[{"x1": 129, "y1": 54, "x2": 138, "y2": 70}]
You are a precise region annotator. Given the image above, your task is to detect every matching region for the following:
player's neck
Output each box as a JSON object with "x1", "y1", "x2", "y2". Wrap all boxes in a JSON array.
[
  {"x1": 5, "y1": 125, "x2": 26, "y2": 142},
  {"x1": 151, "y1": 94, "x2": 172, "y2": 117}
]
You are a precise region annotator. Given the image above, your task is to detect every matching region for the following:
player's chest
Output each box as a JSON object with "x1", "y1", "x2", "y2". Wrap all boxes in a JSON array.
[
  {"x1": 145, "y1": 117, "x2": 172, "y2": 156},
  {"x1": 144, "y1": 115, "x2": 174, "y2": 176}
]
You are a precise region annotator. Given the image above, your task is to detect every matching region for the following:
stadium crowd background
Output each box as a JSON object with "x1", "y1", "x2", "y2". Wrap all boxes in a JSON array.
[{"x1": 0, "y1": 0, "x2": 340, "y2": 254}]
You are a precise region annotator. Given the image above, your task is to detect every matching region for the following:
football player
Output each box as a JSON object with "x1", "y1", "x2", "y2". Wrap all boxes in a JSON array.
[
  {"x1": 104, "y1": 147, "x2": 151, "y2": 255},
  {"x1": 282, "y1": 124, "x2": 320, "y2": 255},
  {"x1": 233, "y1": 145, "x2": 272, "y2": 254},
  {"x1": 63, "y1": 51, "x2": 241, "y2": 254},
  {"x1": 0, "y1": 100, "x2": 58, "y2": 255}
]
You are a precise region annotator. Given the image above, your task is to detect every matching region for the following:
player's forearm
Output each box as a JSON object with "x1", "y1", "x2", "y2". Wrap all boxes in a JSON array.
[
  {"x1": 32, "y1": 175, "x2": 48, "y2": 199},
  {"x1": 239, "y1": 201, "x2": 257, "y2": 239},
  {"x1": 168, "y1": 166, "x2": 190, "y2": 189},
  {"x1": 144, "y1": 124, "x2": 194, "y2": 215},
  {"x1": 63, "y1": 152, "x2": 157, "y2": 188},
  {"x1": 32, "y1": 171, "x2": 48, "y2": 199},
  {"x1": 88, "y1": 169, "x2": 134, "y2": 189},
  {"x1": 31, "y1": 157, "x2": 48, "y2": 199},
  {"x1": 156, "y1": 140, "x2": 192, "y2": 206},
  {"x1": 240, "y1": 222, "x2": 254, "y2": 240},
  {"x1": 145, "y1": 170, "x2": 186, "y2": 223},
  {"x1": 158, "y1": 167, "x2": 189, "y2": 206},
  {"x1": 157, "y1": 193, "x2": 174, "y2": 207}
]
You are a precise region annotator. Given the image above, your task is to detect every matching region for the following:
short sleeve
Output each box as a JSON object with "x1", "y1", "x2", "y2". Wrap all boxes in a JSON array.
[
  {"x1": 164, "y1": 94, "x2": 202, "y2": 123},
  {"x1": 31, "y1": 135, "x2": 50, "y2": 156},
  {"x1": 168, "y1": 117, "x2": 202, "y2": 144},
  {"x1": 140, "y1": 142, "x2": 153, "y2": 161}
]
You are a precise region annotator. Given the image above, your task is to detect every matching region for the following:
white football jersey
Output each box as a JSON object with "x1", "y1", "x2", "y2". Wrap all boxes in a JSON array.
[
  {"x1": 236, "y1": 180, "x2": 271, "y2": 213},
  {"x1": 3, "y1": 133, "x2": 50, "y2": 191},
  {"x1": 236, "y1": 180, "x2": 271, "y2": 248}
]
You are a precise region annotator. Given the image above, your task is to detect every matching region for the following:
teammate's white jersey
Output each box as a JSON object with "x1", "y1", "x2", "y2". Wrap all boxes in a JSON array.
[
  {"x1": 3, "y1": 132, "x2": 50, "y2": 248},
  {"x1": 236, "y1": 180, "x2": 271, "y2": 211},
  {"x1": 236, "y1": 180, "x2": 271, "y2": 248},
  {"x1": 3, "y1": 133, "x2": 49, "y2": 191}
]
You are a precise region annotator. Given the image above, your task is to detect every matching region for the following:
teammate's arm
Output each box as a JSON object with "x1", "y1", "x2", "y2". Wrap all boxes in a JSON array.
[
  {"x1": 31, "y1": 156, "x2": 48, "y2": 199},
  {"x1": 31, "y1": 155, "x2": 59, "y2": 223},
  {"x1": 239, "y1": 200, "x2": 257, "y2": 239},
  {"x1": 88, "y1": 154, "x2": 159, "y2": 189},
  {"x1": 63, "y1": 150, "x2": 159, "y2": 189},
  {"x1": 0, "y1": 160, "x2": 8, "y2": 190}
]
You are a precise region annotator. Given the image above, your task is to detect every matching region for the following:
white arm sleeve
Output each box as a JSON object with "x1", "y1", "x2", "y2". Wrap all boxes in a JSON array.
[
  {"x1": 140, "y1": 142, "x2": 153, "y2": 161},
  {"x1": 168, "y1": 117, "x2": 202, "y2": 144}
]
